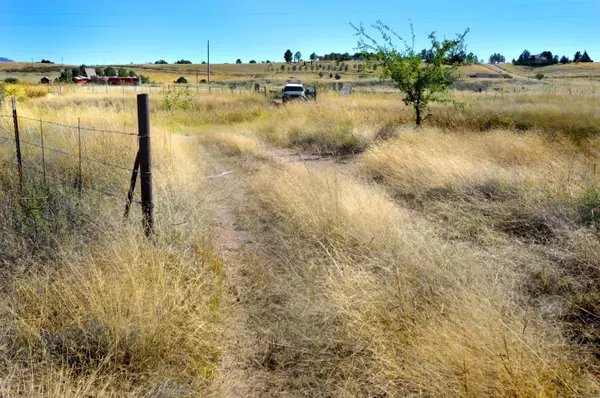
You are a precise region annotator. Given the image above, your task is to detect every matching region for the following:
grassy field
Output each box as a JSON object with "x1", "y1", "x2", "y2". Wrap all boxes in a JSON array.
[
  {"x1": 0, "y1": 61, "x2": 493, "y2": 86},
  {"x1": 497, "y1": 62, "x2": 600, "y2": 81},
  {"x1": 1, "y1": 80, "x2": 600, "y2": 395}
]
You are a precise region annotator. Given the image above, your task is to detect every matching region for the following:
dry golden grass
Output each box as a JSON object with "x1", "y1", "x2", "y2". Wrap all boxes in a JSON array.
[
  {"x1": 2, "y1": 86, "x2": 600, "y2": 396},
  {"x1": 0, "y1": 95, "x2": 226, "y2": 395},
  {"x1": 248, "y1": 162, "x2": 598, "y2": 396}
]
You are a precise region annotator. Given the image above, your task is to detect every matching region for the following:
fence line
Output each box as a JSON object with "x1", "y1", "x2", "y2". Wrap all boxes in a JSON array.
[{"x1": 1, "y1": 95, "x2": 154, "y2": 235}]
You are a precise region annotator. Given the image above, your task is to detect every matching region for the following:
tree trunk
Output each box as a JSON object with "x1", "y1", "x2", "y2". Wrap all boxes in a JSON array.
[{"x1": 415, "y1": 106, "x2": 422, "y2": 126}]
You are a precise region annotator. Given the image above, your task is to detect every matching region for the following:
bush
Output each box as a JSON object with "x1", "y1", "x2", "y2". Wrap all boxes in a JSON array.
[
  {"x1": 4, "y1": 77, "x2": 19, "y2": 84},
  {"x1": 249, "y1": 60, "x2": 256, "y2": 63},
  {"x1": 535, "y1": 73, "x2": 545, "y2": 80},
  {"x1": 335, "y1": 73, "x2": 341, "y2": 80},
  {"x1": 175, "y1": 76, "x2": 188, "y2": 84},
  {"x1": 139, "y1": 75, "x2": 151, "y2": 84},
  {"x1": 200, "y1": 79, "x2": 207, "y2": 83},
  {"x1": 89, "y1": 76, "x2": 107, "y2": 85},
  {"x1": 503, "y1": 74, "x2": 512, "y2": 79}
]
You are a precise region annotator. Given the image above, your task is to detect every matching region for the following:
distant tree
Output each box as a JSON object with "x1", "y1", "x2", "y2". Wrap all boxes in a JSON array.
[
  {"x1": 139, "y1": 74, "x2": 151, "y2": 84},
  {"x1": 309, "y1": 52, "x2": 318, "y2": 64},
  {"x1": 95, "y1": 67, "x2": 105, "y2": 76},
  {"x1": 4, "y1": 77, "x2": 18, "y2": 84},
  {"x1": 488, "y1": 53, "x2": 505, "y2": 64},
  {"x1": 200, "y1": 79, "x2": 207, "y2": 83},
  {"x1": 40, "y1": 59, "x2": 54, "y2": 64},
  {"x1": 175, "y1": 59, "x2": 192, "y2": 64},
  {"x1": 236, "y1": 59, "x2": 242, "y2": 64},
  {"x1": 574, "y1": 51, "x2": 582, "y2": 63},
  {"x1": 265, "y1": 60, "x2": 271, "y2": 63},
  {"x1": 294, "y1": 51, "x2": 302, "y2": 63},
  {"x1": 329, "y1": 73, "x2": 333, "y2": 78},
  {"x1": 117, "y1": 68, "x2": 128, "y2": 77},
  {"x1": 560, "y1": 55, "x2": 570, "y2": 64},
  {"x1": 353, "y1": 21, "x2": 468, "y2": 126},
  {"x1": 335, "y1": 73, "x2": 341, "y2": 80},
  {"x1": 310, "y1": 65, "x2": 314, "y2": 71},
  {"x1": 71, "y1": 68, "x2": 80, "y2": 78},
  {"x1": 128, "y1": 70, "x2": 137, "y2": 77},
  {"x1": 292, "y1": 65, "x2": 297, "y2": 71},
  {"x1": 280, "y1": 65, "x2": 285, "y2": 71},
  {"x1": 344, "y1": 64, "x2": 349, "y2": 72},
  {"x1": 249, "y1": 60, "x2": 257, "y2": 63},
  {"x1": 175, "y1": 76, "x2": 188, "y2": 84},
  {"x1": 201, "y1": 61, "x2": 207, "y2": 64},
  {"x1": 104, "y1": 66, "x2": 116, "y2": 76},
  {"x1": 535, "y1": 73, "x2": 544, "y2": 80},
  {"x1": 318, "y1": 71, "x2": 324, "y2": 78},
  {"x1": 581, "y1": 51, "x2": 594, "y2": 63},
  {"x1": 155, "y1": 60, "x2": 168, "y2": 64},
  {"x1": 284, "y1": 49, "x2": 293, "y2": 63},
  {"x1": 514, "y1": 49, "x2": 532, "y2": 65}
]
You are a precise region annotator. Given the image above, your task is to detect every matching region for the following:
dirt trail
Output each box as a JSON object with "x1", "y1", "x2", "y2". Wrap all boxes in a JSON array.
[
  {"x1": 204, "y1": 143, "x2": 363, "y2": 396},
  {"x1": 484, "y1": 63, "x2": 542, "y2": 82}
]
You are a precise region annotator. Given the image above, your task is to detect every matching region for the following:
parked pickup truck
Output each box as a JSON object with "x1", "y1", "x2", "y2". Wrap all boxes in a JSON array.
[{"x1": 282, "y1": 81, "x2": 307, "y2": 103}]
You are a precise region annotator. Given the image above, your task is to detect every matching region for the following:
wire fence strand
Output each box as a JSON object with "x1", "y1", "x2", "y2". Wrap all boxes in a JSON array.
[
  {"x1": 0, "y1": 112, "x2": 140, "y2": 204},
  {"x1": 15, "y1": 115, "x2": 137, "y2": 137}
]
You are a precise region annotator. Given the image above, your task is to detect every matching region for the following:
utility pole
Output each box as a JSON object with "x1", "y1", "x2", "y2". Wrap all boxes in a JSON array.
[{"x1": 207, "y1": 40, "x2": 211, "y2": 84}]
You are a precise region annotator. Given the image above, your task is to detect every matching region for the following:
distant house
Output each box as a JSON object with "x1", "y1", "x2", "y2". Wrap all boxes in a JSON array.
[
  {"x1": 84, "y1": 68, "x2": 97, "y2": 79},
  {"x1": 107, "y1": 76, "x2": 139, "y2": 85},
  {"x1": 531, "y1": 54, "x2": 548, "y2": 65},
  {"x1": 72, "y1": 76, "x2": 88, "y2": 85},
  {"x1": 40, "y1": 76, "x2": 52, "y2": 84}
]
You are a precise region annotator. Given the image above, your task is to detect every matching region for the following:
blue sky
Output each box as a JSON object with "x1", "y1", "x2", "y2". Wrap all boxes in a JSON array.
[{"x1": 1, "y1": 0, "x2": 598, "y2": 65}]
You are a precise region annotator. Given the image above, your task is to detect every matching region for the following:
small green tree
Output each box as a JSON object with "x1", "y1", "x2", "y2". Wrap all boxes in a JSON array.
[
  {"x1": 104, "y1": 66, "x2": 116, "y2": 76},
  {"x1": 309, "y1": 52, "x2": 318, "y2": 64},
  {"x1": 95, "y1": 67, "x2": 105, "y2": 76},
  {"x1": 535, "y1": 73, "x2": 545, "y2": 80},
  {"x1": 117, "y1": 68, "x2": 128, "y2": 77},
  {"x1": 175, "y1": 76, "x2": 188, "y2": 84},
  {"x1": 4, "y1": 77, "x2": 18, "y2": 84},
  {"x1": 140, "y1": 75, "x2": 151, "y2": 84},
  {"x1": 292, "y1": 65, "x2": 297, "y2": 71},
  {"x1": 155, "y1": 60, "x2": 168, "y2": 64},
  {"x1": 294, "y1": 51, "x2": 302, "y2": 63},
  {"x1": 560, "y1": 56, "x2": 570, "y2": 64},
  {"x1": 236, "y1": 59, "x2": 242, "y2": 64},
  {"x1": 280, "y1": 65, "x2": 285, "y2": 72},
  {"x1": 353, "y1": 21, "x2": 468, "y2": 125}
]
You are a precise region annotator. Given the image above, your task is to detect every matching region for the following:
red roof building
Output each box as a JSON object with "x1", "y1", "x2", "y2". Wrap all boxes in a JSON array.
[{"x1": 107, "y1": 76, "x2": 139, "y2": 85}]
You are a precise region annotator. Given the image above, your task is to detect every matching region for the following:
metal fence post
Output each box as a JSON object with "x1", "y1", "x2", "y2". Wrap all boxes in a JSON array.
[
  {"x1": 78, "y1": 117, "x2": 83, "y2": 194},
  {"x1": 137, "y1": 94, "x2": 154, "y2": 236},
  {"x1": 39, "y1": 119, "x2": 46, "y2": 186},
  {"x1": 11, "y1": 97, "x2": 23, "y2": 190}
]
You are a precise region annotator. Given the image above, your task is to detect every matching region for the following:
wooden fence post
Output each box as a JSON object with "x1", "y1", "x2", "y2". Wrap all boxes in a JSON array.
[
  {"x1": 124, "y1": 151, "x2": 140, "y2": 219},
  {"x1": 137, "y1": 94, "x2": 154, "y2": 236},
  {"x1": 11, "y1": 97, "x2": 23, "y2": 190}
]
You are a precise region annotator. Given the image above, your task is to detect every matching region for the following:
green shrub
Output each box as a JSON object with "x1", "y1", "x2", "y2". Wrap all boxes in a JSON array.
[
  {"x1": 535, "y1": 73, "x2": 545, "y2": 80},
  {"x1": 503, "y1": 74, "x2": 512, "y2": 79},
  {"x1": 175, "y1": 76, "x2": 188, "y2": 84},
  {"x1": 4, "y1": 77, "x2": 19, "y2": 84},
  {"x1": 578, "y1": 187, "x2": 600, "y2": 226}
]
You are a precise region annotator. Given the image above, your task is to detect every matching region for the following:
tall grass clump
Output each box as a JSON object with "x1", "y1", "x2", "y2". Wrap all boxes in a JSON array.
[
  {"x1": 0, "y1": 95, "x2": 225, "y2": 395},
  {"x1": 249, "y1": 163, "x2": 597, "y2": 396}
]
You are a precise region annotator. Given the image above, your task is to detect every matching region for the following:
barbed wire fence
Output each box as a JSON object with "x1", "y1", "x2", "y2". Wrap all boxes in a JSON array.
[{"x1": 0, "y1": 94, "x2": 154, "y2": 236}]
